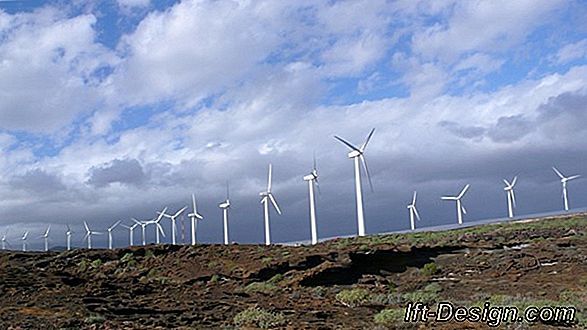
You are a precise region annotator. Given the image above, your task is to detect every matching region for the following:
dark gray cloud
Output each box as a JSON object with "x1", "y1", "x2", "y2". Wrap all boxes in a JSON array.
[
  {"x1": 487, "y1": 114, "x2": 534, "y2": 143},
  {"x1": 86, "y1": 158, "x2": 148, "y2": 188},
  {"x1": 9, "y1": 169, "x2": 66, "y2": 194},
  {"x1": 438, "y1": 120, "x2": 486, "y2": 139}
]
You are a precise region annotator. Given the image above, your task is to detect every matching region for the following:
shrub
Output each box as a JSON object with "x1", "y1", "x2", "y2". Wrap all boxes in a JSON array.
[
  {"x1": 84, "y1": 314, "x2": 105, "y2": 324},
  {"x1": 374, "y1": 308, "x2": 404, "y2": 326},
  {"x1": 244, "y1": 282, "x2": 277, "y2": 294},
  {"x1": 209, "y1": 274, "x2": 220, "y2": 284},
  {"x1": 77, "y1": 259, "x2": 90, "y2": 272},
  {"x1": 336, "y1": 288, "x2": 370, "y2": 307},
  {"x1": 267, "y1": 274, "x2": 284, "y2": 284},
  {"x1": 421, "y1": 262, "x2": 439, "y2": 276},
  {"x1": 90, "y1": 259, "x2": 102, "y2": 268},
  {"x1": 233, "y1": 307, "x2": 286, "y2": 329},
  {"x1": 401, "y1": 284, "x2": 441, "y2": 305}
]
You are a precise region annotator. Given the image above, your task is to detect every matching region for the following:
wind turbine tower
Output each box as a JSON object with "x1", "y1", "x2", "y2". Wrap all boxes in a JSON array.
[
  {"x1": 334, "y1": 128, "x2": 375, "y2": 236},
  {"x1": 107, "y1": 220, "x2": 121, "y2": 250},
  {"x1": 83, "y1": 221, "x2": 103, "y2": 249},
  {"x1": 161, "y1": 206, "x2": 187, "y2": 245},
  {"x1": 303, "y1": 155, "x2": 320, "y2": 245},
  {"x1": 441, "y1": 184, "x2": 470, "y2": 225},
  {"x1": 22, "y1": 231, "x2": 29, "y2": 252},
  {"x1": 553, "y1": 167, "x2": 581, "y2": 211},
  {"x1": 259, "y1": 164, "x2": 282, "y2": 245},
  {"x1": 65, "y1": 224, "x2": 73, "y2": 251},
  {"x1": 41, "y1": 225, "x2": 51, "y2": 252}
]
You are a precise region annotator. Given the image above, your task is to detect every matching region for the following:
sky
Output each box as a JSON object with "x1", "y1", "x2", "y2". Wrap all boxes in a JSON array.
[{"x1": 1, "y1": 0, "x2": 587, "y2": 249}]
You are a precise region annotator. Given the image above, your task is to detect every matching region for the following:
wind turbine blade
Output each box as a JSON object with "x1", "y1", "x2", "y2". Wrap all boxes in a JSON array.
[
  {"x1": 461, "y1": 205, "x2": 467, "y2": 215},
  {"x1": 66, "y1": 224, "x2": 71, "y2": 232},
  {"x1": 44, "y1": 225, "x2": 51, "y2": 236},
  {"x1": 267, "y1": 163, "x2": 273, "y2": 192},
  {"x1": 441, "y1": 196, "x2": 457, "y2": 200},
  {"x1": 503, "y1": 179, "x2": 510, "y2": 186},
  {"x1": 226, "y1": 181, "x2": 230, "y2": 199},
  {"x1": 132, "y1": 218, "x2": 142, "y2": 226},
  {"x1": 360, "y1": 155, "x2": 374, "y2": 192},
  {"x1": 360, "y1": 128, "x2": 376, "y2": 152},
  {"x1": 156, "y1": 207, "x2": 168, "y2": 222},
  {"x1": 414, "y1": 207, "x2": 421, "y2": 221},
  {"x1": 458, "y1": 184, "x2": 470, "y2": 199},
  {"x1": 156, "y1": 223, "x2": 166, "y2": 237},
  {"x1": 412, "y1": 191, "x2": 417, "y2": 205},
  {"x1": 192, "y1": 193, "x2": 197, "y2": 213},
  {"x1": 174, "y1": 206, "x2": 187, "y2": 218},
  {"x1": 333, "y1": 135, "x2": 361, "y2": 152},
  {"x1": 552, "y1": 167, "x2": 565, "y2": 179},
  {"x1": 313, "y1": 151, "x2": 317, "y2": 171},
  {"x1": 512, "y1": 176, "x2": 518, "y2": 186},
  {"x1": 567, "y1": 175, "x2": 581, "y2": 181},
  {"x1": 314, "y1": 179, "x2": 321, "y2": 195},
  {"x1": 111, "y1": 220, "x2": 121, "y2": 229},
  {"x1": 84, "y1": 221, "x2": 90, "y2": 232},
  {"x1": 511, "y1": 190, "x2": 516, "y2": 208},
  {"x1": 268, "y1": 194, "x2": 282, "y2": 215}
]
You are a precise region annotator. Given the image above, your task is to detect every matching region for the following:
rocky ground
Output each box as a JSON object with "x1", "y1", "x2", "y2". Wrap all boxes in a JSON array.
[{"x1": 0, "y1": 214, "x2": 586, "y2": 329}]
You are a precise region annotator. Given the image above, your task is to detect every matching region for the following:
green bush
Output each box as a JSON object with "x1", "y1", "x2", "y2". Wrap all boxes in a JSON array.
[
  {"x1": 267, "y1": 274, "x2": 284, "y2": 284},
  {"x1": 90, "y1": 259, "x2": 102, "y2": 268},
  {"x1": 374, "y1": 308, "x2": 404, "y2": 326},
  {"x1": 401, "y1": 284, "x2": 441, "y2": 305},
  {"x1": 77, "y1": 259, "x2": 90, "y2": 272},
  {"x1": 336, "y1": 288, "x2": 370, "y2": 307},
  {"x1": 244, "y1": 282, "x2": 277, "y2": 294},
  {"x1": 421, "y1": 262, "x2": 439, "y2": 276},
  {"x1": 233, "y1": 307, "x2": 286, "y2": 329}
]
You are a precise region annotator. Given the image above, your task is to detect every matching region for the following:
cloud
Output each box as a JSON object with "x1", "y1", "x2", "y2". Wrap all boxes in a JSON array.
[
  {"x1": 552, "y1": 39, "x2": 587, "y2": 65},
  {"x1": 86, "y1": 158, "x2": 148, "y2": 188},
  {"x1": 9, "y1": 169, "x2": 66, "y2": 193},
  {"x1": 438, "y1": 120, "x2": 486, "y2": 140},
  {"x1": 486, "y1": 115, "x2": 534, "y2": 143}
]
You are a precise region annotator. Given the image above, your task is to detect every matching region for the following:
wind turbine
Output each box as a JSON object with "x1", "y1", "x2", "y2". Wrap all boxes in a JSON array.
[
  {"x1": 121, "y1": 222, "x2": 139, "y2": 246},
  {"x1": 303, "y1": 155, "x2": 320, "y2": 245},
  {"x1": 40, "y1": 225, "x2": 51, "y2": 252},
  {"x1": 153, "y1": 207, "x2": 167, "y2": 244},
  {"x1": 218, "y1": 183, "x2": 231, "y2": 245},
  {"x1": 553, "y1": 167, "x2": 581, "y2": 211},
  {"x1": 503, "y1": 176, "x2": 518, "y2": 218},
  {"x1": 83, "y1": 221, "x2": 103, "y2": 249},
  {"x1": 441, "y1": 184, "x2": 470, "y2": 225},
  {"x1": 65, "y1": 224, "x2": 73, "y2": 251},
  {"x1": 334, "y1": 128, "x2": 375, "y2": 237},
  {"x1": 187, "y1": 194, "x2": 204, "y2": 245},
  {"x1": 21, "y1": 231, "x2": 29, "y2": 252},
  {"x1": 259, "y1": 163, "x2": 282, "y2": 245},
  {"x1": 107, "y1": 220, "x2": 121, "y2": 250},
  {"x1": 407, "y1": 191, "x2": 421, "y2": 231},
  {"x1": 1, "y1": 229, "x2": 8, "y2": 250},
  {"x1": 132, "y1": 218, "x2": 148, "y2": 246},
  {"x1": 145, "y1": 217, "x2": 166, "y2": 244},
  {"x1": 160, "y1": 206, "x2": 187, "y2": 245}
]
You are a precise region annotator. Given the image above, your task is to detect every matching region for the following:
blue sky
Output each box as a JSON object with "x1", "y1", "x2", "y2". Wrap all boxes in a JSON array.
[{"x1": 1, "y1": 0, "x2": 587, "y2": 249}]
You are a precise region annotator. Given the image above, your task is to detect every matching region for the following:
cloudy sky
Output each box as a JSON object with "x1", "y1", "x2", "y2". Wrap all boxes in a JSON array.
[{"x1": 1, "y1": 0, "x2": 587, "y2": 249}]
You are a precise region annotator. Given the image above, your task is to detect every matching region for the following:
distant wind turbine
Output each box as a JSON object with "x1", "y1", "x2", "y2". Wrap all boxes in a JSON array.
[
  {"x1": 153, "y1": 207, "x2": 167, "y2": 244},
  {"x1": 1, "y1": 229, "x2": 8, "y2": 250},
  {"x1": 65, "y1": 224, "x2": 73, "y2": 251},
  {"x1": 107, "y1": 220, "x2": 121, "y2": 250},
  {"x1": 219, "y1": 182, "x2": 231, "y2": 245},
  {"x1": 187, "y1": 194, "x2": 204, "y2": 245},
  {"x1": 553, "y1": 167, "x2": 581, "y2": 211},
  {"x1": 132, "y1": 218, "x2": 148, "y2": 246},
  {"x1": 40, "y1": 225, "x2": 51, "y2": 252},
  {"x1": 21, "y1": 231, "x2": 29, "y2": 252},
  {"x1": 441, "y1": 184, "x2": 470, "y2": 225},
  {"x1": 83, "y1": 221, "x2": 103, "y2": 249},
  {"x1": 260, "y1": 163, "x2": 282, "y2": 245},
  {"x1": 121, "y1": 222, "x2": 139, "y2": 246},
  {"x1": 334, "y1": 128, "x2": 375, "y2": 237},
  {"x1": 503, "y1": 176, "x2": 518, "y2": 218},
  {"x1": 303, "y1": 155, "x2": 320, "y2": 245},
  {"x1": 160, "y1": 206, "x2": 187, "y2": 245},
  {"x1": 407, "y1": 191, "x2": 420, "y2": 231}
]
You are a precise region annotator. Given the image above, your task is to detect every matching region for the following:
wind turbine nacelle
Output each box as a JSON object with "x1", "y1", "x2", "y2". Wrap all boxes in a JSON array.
[
  {"x1": 219, "y1": 201, "x2": 230, "y2": 208},
  {"x1": 348, "y1": 150, "x2": 361, "y2": 158},
  {"x1": 303, "y1": 174, "x2": 314, "y2": 181}
]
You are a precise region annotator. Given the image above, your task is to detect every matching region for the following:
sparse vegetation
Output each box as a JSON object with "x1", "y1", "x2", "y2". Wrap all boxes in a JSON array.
[
  {"x1": 336, "y1": 288, "x2": 370, "y2": 307},
  {"x1": 421, "y1": 262, "x2": 439, "y2": 276},
  {"x1": 401, "y1": 283, "x2": 441, "y2": 304},
  {"x1": 90, "y1": 259, "x2": 102, "y2": 268},
  {"x1": 374, "y1": 308, "x2": 404, "y2": 326},
  {"x1": 84, "y1": 314, "x2": 105, "y2": 324},
  {"x1": 244, "y1": 281, "x2": 278, "y2": 294},
  {"x1": 267, "y1": 273, "x2": 284, "y2": 284},
  {"x1": 233, "y1": 306, "x2": 286, "y2": 329}
]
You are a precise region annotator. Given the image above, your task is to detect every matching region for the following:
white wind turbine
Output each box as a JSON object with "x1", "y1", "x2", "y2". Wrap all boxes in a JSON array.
[
  {"x1": 83, "y1": 221, "x2": 103, "y2": 249},
  {"x1": 1, "y1": 229, "x2": 8, "y2": 250},
  {"x1": 145, "y1": 217, "x2": 166, "y2": 244},
  {"x1": 187, "y1": 194, "x2": 204, "y2": 245},
  {"x1": 334, "y1": 128, "x2": 375, "y2": 237},
  {"x1": 503, "y1": 176, "x2": 518, "y2": 218},
  {"x1": 161, "y1": 206, "x2": 187, "y2": 245},
  {"x1": 21, "y1": 231, "x2": 29, "y2": 252},
  {"x1": 407, "y1": 191, "x2": 421, "y2": 231},
  {"x1": 40, "y1": 225, "x2": 51, "y2": 252},
  {"x1": 153, "y1": 207, "x2": 167, "y2": 244},
  {"x1": 218, "y1": 182, "x2": 230, "y2": 245},
  {"x1": 441, "y1": 184, "x2": 470, "y2": 225},
  {"x1": 65, "y1": 224, "x2": 73, "y2": 251},
  {"x1": 132, "y1": 218, "x2": 148, "y2": 246},
  {"x1": 107, "y1": 220, "x2": 121, "y2": 250},
  {"x1": 260, "y1": 163, "x2": 282, "y2": 245},
  {"x1": 553, "y1": 167, "x2": 581, "y2": 211},
  {"x1": 121, "y1": 222, "x2": 139, "y2": 246},
  {"x1": 218, "y1": 183, "x2": 231, "y2": 245},
  {"x1": 303, "y1": 155, "x2": 320, "y2": 245}
]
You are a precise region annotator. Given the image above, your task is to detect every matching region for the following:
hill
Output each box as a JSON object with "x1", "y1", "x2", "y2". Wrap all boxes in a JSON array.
[{"x1": 0, "y1": 214, "x2": 586, "y2": 329}]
